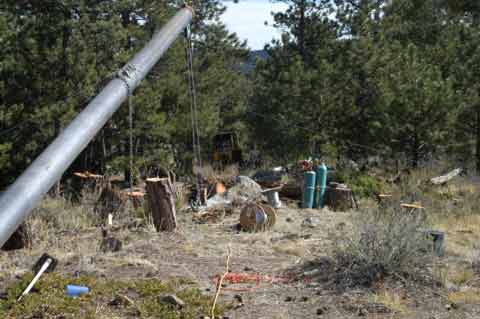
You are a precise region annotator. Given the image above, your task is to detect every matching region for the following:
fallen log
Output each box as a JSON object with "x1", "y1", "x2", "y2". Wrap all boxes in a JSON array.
[
  {"x1": 430, "y1": 168, "x2": 462, "y2": 185},
  {"x1": 146, "y1": 177, "x2": 177, "y2": 232}
]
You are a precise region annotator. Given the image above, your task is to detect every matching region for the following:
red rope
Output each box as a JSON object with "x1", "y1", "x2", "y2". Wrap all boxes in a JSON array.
[{"x1": 212, "y1": 272, "x2": 307, "y2": 292}]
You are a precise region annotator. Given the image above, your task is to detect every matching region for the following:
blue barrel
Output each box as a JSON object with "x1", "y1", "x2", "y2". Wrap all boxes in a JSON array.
[
  {"x1": 313, "y1": 163, "x2": 328, "y2": 208},
  {"x1": 303, "y1": 171, "x2": 316, "y2": 208}
]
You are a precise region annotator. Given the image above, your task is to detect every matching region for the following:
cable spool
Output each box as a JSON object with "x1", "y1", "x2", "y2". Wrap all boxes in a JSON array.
[
  {"x1": 258, "y1": 203, "x2": 276, "y2": 229},
  {"x1": 239, "y1": 203, "x2": 276, "y2": 232}
]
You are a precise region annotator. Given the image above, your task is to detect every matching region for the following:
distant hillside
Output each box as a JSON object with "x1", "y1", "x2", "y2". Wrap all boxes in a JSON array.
[{"x1": 238, "y1": 50, "x2": 269, "y2": 74}]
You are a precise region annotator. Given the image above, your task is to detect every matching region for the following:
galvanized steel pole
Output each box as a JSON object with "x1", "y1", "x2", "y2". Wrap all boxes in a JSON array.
[{"x1": 0, "y1": 7, "x2": 194, "y2": 247}]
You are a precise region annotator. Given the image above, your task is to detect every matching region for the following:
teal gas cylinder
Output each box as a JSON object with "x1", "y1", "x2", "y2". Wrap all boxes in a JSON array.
[
  {"x1": 313, "y1": 163, "x2": 328, "y2": 208},
  {"x1": 303, "y1": 171, "x2": 316, "y2": 209}
]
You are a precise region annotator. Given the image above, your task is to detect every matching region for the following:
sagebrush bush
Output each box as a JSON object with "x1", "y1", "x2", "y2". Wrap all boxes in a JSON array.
[{"x1": 333, "y1": 205, "x2": 432, "y2": 288}]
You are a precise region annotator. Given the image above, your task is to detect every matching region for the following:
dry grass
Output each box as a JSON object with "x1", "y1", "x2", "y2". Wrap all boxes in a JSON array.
[
  {"x1": 272, "y1": 241, "x2": 309, "y2": 257},
  {"x1": 369, "y1": 289, "x2": 409, "y2": 314},
  {"x1": 448, "y1": 267, "x2": 476, "y2": 286},
  {"x1": 448, "y1": 289, "x2": 480, "y2": 304},
  {"x1": 3, "y1": 163, "x2": 480, "y2": 318},
  {"x1": 432, "y1": 214, "x2": 480, "y2": 258}
]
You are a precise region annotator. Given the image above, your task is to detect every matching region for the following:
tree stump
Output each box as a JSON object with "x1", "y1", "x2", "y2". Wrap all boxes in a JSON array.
[
  {"x1": 325, "y1": 184, "x2": 355, "y2": 212},
  {"x1": 1, "y1": 223, "x2": 32, "y2": 251},
  {"x1": 146, "y1": 177, "x2": 177, "y2": 232},
  {"x1": 94, "y1": 184, "x2": 126, "y2": 222}
]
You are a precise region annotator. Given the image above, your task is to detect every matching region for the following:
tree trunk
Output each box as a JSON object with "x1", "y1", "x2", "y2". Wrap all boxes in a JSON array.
[
  {"x1": 146, "y1": 177, "x2": 177, "y2": 232},
  {"x1": 1, "y1": 223, "x2": 32, "y2": 251},
  {"x1": 476, "y1": 108, "x2": 480, "y2": 174}
]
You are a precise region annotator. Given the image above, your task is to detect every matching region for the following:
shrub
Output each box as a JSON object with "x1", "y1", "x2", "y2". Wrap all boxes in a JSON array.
[
  {"x1": 332, "y1": 205, "x2": 432, "y2": 289},
  {"x1": 350, "y1": 174, "x2": 386, "y2": 198}
]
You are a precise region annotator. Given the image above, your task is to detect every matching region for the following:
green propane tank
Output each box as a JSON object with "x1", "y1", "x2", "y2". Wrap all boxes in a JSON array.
[
  {"x1": 313, "y1": 163, "x2": 328, "y2": 208},
  {"x1": 303, "y1": 171, "x2": 316, "y2": 209}
]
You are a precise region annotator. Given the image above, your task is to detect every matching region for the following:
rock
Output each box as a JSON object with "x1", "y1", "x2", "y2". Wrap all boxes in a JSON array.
[
  {"x1": 128, "y1": 309, "x2": 141, "y2": 317},
  {"x1": 234, "y1": 302, "x2": 244, "y2": 309},
  {"x1": 159, "y1": 294, "x2": 185, "y2": 308},
  {"x1": 445, "y1": 281, "x2": 459, "y2": 292},
  {"x1": 448, "y1": 302, "x2": 459, "y2": 310},
  {"x1": 316, "y1": 308, "x2": 324, "y2": 315},
  {"x1": 108, "y1": 295, "x2": 132, "y2": 307},
  {"x1": 234, "y1": 294, "x2": 243, "y2": 303},
  {"x1": 302, "y1": 217, "x2": 321, "y2": 228},
  {"x1": 358, "y1": 308, "x2": 368, "y2": 316},
  {"x1": 14, "y1": 269, "x2": 29, "y2": 278},
  {"x1": 127, "y1": 218, "x2": 146, "y2": 229},
  {"x1": 303, "y1": 269, "x2": 321, "y2": 277}
]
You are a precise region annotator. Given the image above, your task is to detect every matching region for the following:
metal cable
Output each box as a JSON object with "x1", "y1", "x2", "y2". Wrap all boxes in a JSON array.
[
  {"x1": 129, "y1": 93, "x2": 134, "y2": 194},
  {"x1": 185, "y1": 22, "x2": 204, "y2": 204},
  {"x1": 186, "y1": 24, "x2": 202, "y2": 169}
]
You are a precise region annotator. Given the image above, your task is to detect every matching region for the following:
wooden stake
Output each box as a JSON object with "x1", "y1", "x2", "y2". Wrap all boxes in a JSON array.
[{"x1": 211, "y1": 246, "x2": 231, "y2": 318}]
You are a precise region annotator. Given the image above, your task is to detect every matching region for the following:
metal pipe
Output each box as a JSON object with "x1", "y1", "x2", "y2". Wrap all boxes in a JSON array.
[{"x1": 0, "y1": 7, "x2": 194, "y2": 247}]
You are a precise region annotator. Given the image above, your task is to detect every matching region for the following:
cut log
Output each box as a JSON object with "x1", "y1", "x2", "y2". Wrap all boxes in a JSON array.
[
  {"x1": 1, "y1": 223, "x2": 32, "y2": 251},
  {"x1": 325, "y1": 185, "x2": 354, "y2": 212},
  {"x1": 430, "y1": 168, "x2": 462, "y2": 185},
  {"x1": 146, "y1": 177, "x2": 177, "y2": 232}
]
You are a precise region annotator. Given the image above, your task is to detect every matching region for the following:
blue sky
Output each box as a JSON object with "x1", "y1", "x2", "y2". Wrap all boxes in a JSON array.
[{"x1": 221, "y1": 0, "x2": 289, "y2": 50}]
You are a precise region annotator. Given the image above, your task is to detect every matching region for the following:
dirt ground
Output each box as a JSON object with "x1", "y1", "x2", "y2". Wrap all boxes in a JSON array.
[{"x1": 1, "y1": 201, "x2": 480, "y2": 319}]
